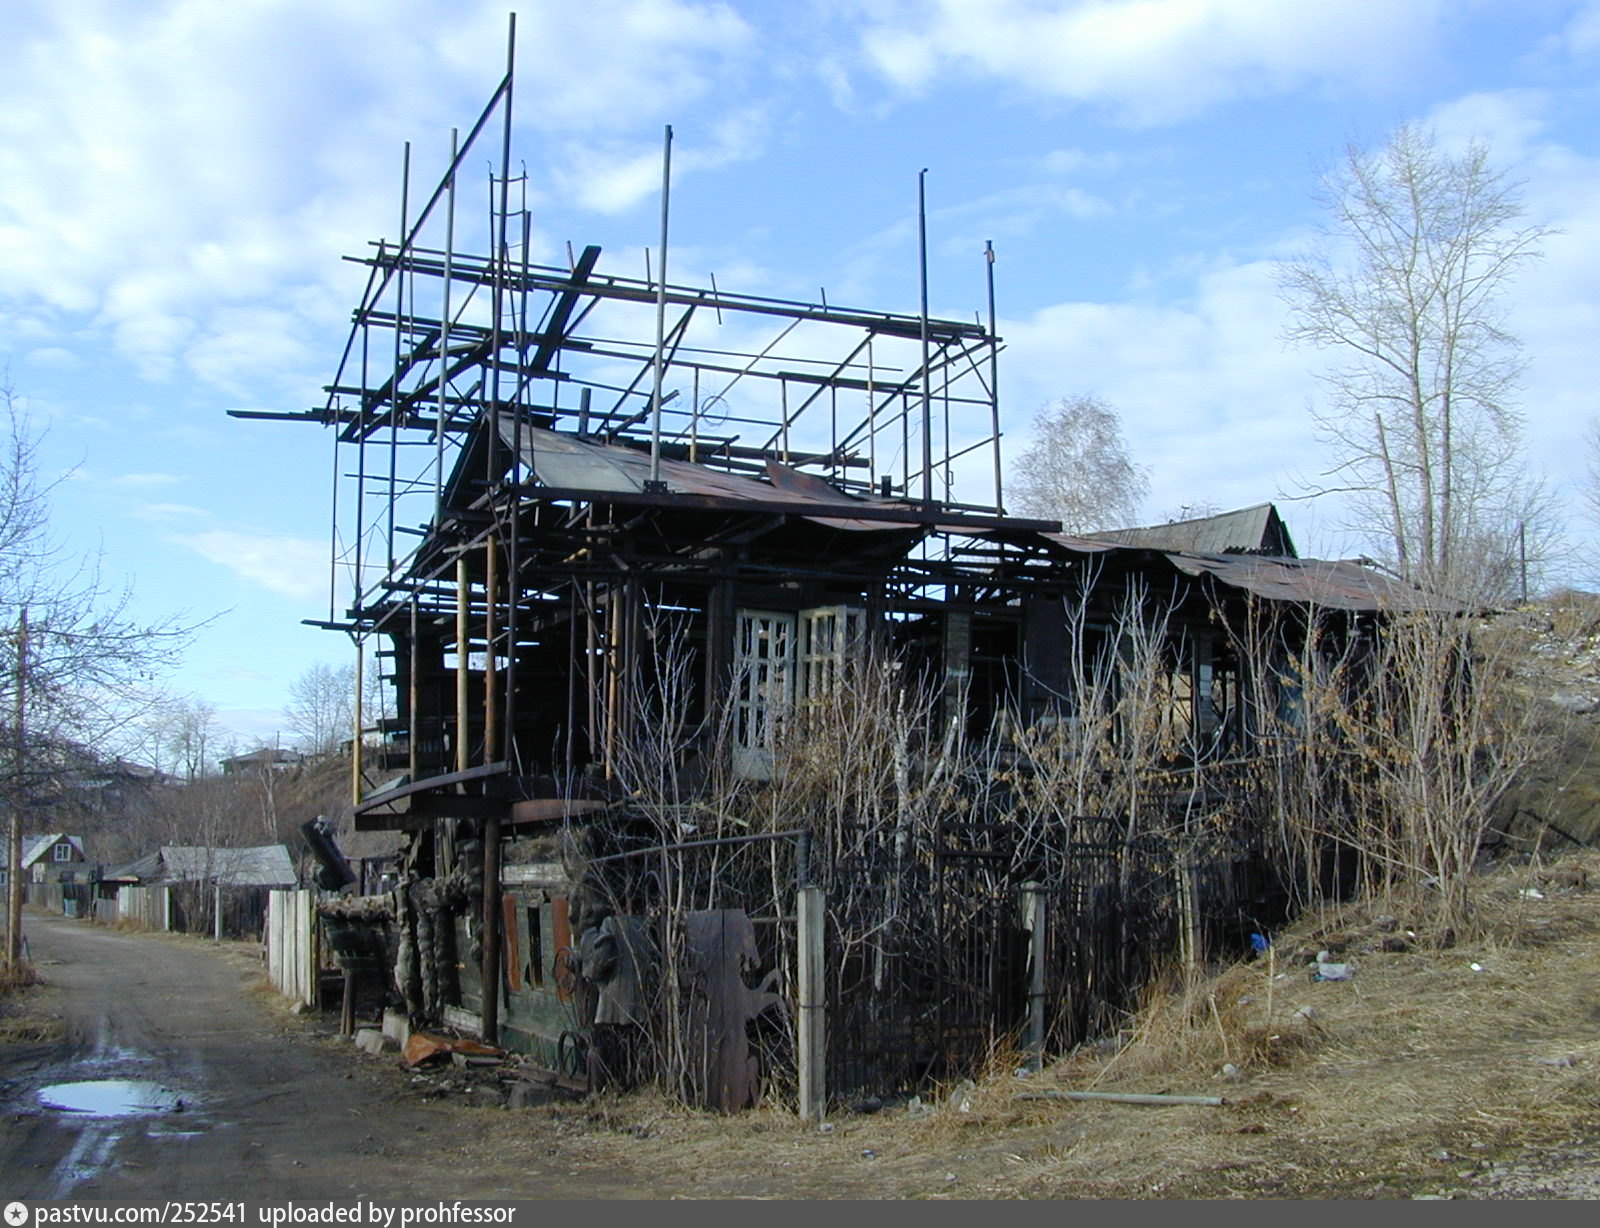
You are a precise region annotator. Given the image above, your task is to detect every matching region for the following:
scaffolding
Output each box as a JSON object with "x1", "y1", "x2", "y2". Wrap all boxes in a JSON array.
[{"x1": 239, "y1": 29, "x2": 1029, "y2": 805}]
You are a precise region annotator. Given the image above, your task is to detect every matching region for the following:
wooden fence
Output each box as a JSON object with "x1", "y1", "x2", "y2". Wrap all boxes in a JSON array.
[
  {"x1": 267, "y1": 889, "x2": 317, "y2": 1007},
  {"x1": 117, "y1": 885, "x2": 172, "y2": 931}
]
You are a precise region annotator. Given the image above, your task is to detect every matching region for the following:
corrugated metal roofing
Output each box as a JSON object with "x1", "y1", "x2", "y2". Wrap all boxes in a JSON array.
[
  {"x1": 500, "y1": 423, "x2": 922, "y2": 531},
  {"x1": 158, "y1": 845, "x2": 297, "y2": 887},
  {"x1": 1166, "y1": 552, "x2": 1465, "y2": 612},
  {"x1": 1039, "y1": 532, "x2": 1464, "y2": 613},
  {"x1": 1087, "y1": 503, "x2": 1295, "y2": 557}
]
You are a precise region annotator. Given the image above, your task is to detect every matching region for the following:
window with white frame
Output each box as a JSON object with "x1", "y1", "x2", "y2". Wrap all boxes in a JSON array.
[
  {"x1": 733, "y1": 610, "x2": 795, "y2": 781},
  {"x1": 733, "y1": 605, "x2": 865, "y2": 780},
  {"x1": 799, "y1": 606, "x2": 865, "y2": 713},
  {"x1": 53, "y1": 842, "x2": 73, "y2": 862}
]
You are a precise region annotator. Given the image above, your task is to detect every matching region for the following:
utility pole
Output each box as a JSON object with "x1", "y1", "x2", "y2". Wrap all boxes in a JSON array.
[{"x1": 7, "y1": 609, "x2": 27, "y2": 970}]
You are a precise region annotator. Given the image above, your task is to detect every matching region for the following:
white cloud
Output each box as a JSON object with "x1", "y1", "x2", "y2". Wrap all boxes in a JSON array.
[
  {"x1": 851, "y1": 0, "x2": 1446, "y2": 123},
  {"x1": 106, "y1": 472, "x2": 180, "y2": 490},
  {"x1": 1556, "y1": 1, "x2": 1600, "y2": 56},
  {"x1": 22, "y1": 347, "x2": 79, "y2": 369},
  {"x1": 174, "y1": 529, "x2": 328, "y2": 601},
  {"x1": 1035, "y1": 147, "x2": 1126, "y2": 177},
  {"x1": 553, "y1": 109, "x2": 772, "y2": 214},
  {"x1": 0, "y1": 0, "x2": 759, "y2": 394},
  {"x1": 1425, "y1": 90, "x2": 1552, "y2": 161},
  {"x1": 1001, "y1": 258, "x2": 1327, "y2": 528},
  {"x1": 133, "y1": 501, "x2": 209, "y2": 523}
]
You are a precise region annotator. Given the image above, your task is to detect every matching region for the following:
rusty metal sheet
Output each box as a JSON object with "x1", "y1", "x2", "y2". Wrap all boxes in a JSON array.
[
  {"x1": 400, "y1": 1031, "x2": 503, "y2": 1069},
  {"x1": 504, "y1": 422, "x2": 923, "y2": 531},
  {"x1": 682, "y1": 909, "x2": 787, "y2": 1112},
  {"x1": 1165, "y1": 552, "x2": 1467, "y2": 612},
  {"x1": 502, "y1": 894, "x2": 521, "y2": 992},
  {"x1": 1037, "y1": 531, "x2": 1462, "y2": 613},
  {"x1": 551, "y1": 896, "x2": 573, "y2": 1003}
]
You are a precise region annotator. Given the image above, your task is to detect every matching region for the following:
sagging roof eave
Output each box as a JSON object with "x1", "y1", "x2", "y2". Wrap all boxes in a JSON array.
[{"x1": 1024, "y1": 531, "x2": 1469, "y2": 614}]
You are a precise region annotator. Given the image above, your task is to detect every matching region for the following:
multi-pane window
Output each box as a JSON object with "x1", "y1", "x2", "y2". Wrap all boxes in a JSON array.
[
  {"x1": 799, "y1": 606, "x2": 865, "y2": 714},
  {"x1": 733, "y1": 606, "x2": 866, "y2": 779},
  {"x1": 733, "y1": 611, "x2": 795, "y2": 781}
]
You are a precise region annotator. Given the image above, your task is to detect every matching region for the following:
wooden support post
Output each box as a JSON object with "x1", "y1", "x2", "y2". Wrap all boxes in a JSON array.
[
  {"x1": 481, "y1": 816, "x2": 502, "y2": 1045},
  {"x1": 408, "y1": 597, "x2": 419, "y2": 782},
  {"x1": 353, "y1": 641, "x2": 364, "y2": 802},
  {"x1": 456, "y1": 556, "x2": 470, "y2": 772},
  {"x1": 484, "y1": 535, "x2": 498, "y2": 759},
  {"x1": 1021, "y1": 883, "x2": 1046, "y2": 1073},
  {"x1": 797, "y1": 884, "x2": 826, "y2": 1121},
  {"x1": 340, "y1": 969, "x2": 356, "y2": 1036},
  {"x1": 214, "y1": 884, "x2": 224, "y2": 943},
  {"x1": 8, "y1": 610, "x2": 26, "y2": 970},
  {"x1": 603, "y1": 586, "x2": 622, "y2": 779}
]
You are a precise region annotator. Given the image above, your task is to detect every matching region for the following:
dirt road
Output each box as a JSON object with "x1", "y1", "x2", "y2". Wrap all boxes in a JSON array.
[
  {"x1": 7, "y1": 877, "x2": 1600, "y2": 1201},
  {"x1": 0, "y1": 914, "x2": 627, "y2": 1201}
]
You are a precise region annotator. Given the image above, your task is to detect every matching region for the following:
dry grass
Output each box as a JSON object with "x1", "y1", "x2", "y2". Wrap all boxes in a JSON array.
[
  {"x1": 0, "y1": 957, "x2": 63, "y2": 1044},
  {"x1": 455, "y1": 850, "x2": 1600, "y2": 1198}
]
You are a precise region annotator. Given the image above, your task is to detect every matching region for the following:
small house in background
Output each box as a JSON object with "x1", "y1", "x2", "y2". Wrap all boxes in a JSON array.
[
  {"x1": 22, "y1": 833, "x2": 87, "y2": 884},
  {"x1": 103, "y1": 844, "x2": 299, "y2": 937},
  {"x1": 220, "y1": 747, "x2": 302, "y2": 776}
]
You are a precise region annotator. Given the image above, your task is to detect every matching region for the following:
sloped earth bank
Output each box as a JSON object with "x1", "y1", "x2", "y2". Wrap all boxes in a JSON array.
[{"x1": 4, "y1": 858, "x2": 1599, "y2": 1200}]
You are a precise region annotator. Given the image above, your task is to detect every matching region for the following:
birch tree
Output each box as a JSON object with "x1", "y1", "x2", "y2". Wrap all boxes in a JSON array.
[
  {"x1": 1009, "y1": 394, "x2": 1149, "y2": 532},
  {"x1": 1279, "y1": 124, "x2": 1550, "y2": 596}
]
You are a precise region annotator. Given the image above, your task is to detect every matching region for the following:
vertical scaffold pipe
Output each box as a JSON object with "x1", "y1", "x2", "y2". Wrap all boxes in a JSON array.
[{"x1": 456, "y1": 556, "x2": 470, "y2": 773}]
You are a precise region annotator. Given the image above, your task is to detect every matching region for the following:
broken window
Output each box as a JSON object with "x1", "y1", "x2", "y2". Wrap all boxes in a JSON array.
[
  {"x1": 799, "y1": 605, "x2": 866, "y2": 712},
  {"x1": 733, "y1": 610, "x2": 795, "y2": 781},
  {"x1": 734, "y1": 605, "x2": 866, "y2": 779}
]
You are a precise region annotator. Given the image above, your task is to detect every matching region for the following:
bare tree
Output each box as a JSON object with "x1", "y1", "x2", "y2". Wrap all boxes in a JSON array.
[
  {"x1": 1008, "y1": 395, "x2": 1149, "y2": 532},
  {"x1": 142, "y1": 696, "x2": 228, "y2": 782},
  {"x1": 2, "y1": 385, "x2": 196, "y2": 967},
  {"x1": 285, "y1": 661, "x2": 354, "y2": 756},
  {"x1": 1279, "y1": 124, "x2": 1552, "y2": 596},
  {"x1": 1585, "y1": 420, "x2": 1600, "y2": 533}
]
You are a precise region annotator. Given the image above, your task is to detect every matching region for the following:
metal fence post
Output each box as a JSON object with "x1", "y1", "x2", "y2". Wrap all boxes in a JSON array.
[
  {"x1": 797, "y1": 884, "x2": 826, "y2": 1121},
  {"x1": 1021, "y1": 883, "x2": 1046, "y2": 1074}
]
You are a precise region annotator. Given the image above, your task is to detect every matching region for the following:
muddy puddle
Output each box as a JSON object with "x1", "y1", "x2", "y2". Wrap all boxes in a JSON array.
[{"x1": 37, "y1": 1080, "x2": 186, "y2": 1117}]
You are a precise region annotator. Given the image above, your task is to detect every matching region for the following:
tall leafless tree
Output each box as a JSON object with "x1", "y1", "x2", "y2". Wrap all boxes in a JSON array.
[
  {"x1": 283, "y1": 652, "x2": 393, "y2": 757},
  {"x1": 1279, "y1": 124, "x2": 1552, "y2": 596},
  {"x1": 284, "y1": 661, "x2": 355, "y2": 756},
  {"x1": 1008, "y1": 394, "x2": 1149, "y2": 532},
  {"x1": 2, "y1": 385, "x2": 195, "y2": 966}
]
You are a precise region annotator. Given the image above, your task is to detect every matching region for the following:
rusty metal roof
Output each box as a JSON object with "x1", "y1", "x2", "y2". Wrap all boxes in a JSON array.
[
  {"x1": 1165, "y1": 552, "x2": 1464, "y2": 612},
  {"x1": 501, "y1": 423, "x2": 925, "y2": 531},
  {"x1": 1040, "y1": 533, "x2": 1463, "y2": 612},
  {"x1": 1087, "y1": 503, "x2": 1296, "y2": 557}
]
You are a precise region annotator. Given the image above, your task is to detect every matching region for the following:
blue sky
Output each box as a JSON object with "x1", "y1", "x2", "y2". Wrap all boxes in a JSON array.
[{"x1": 3, "y1": 0, "x2": 1599, "y2": 749}]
